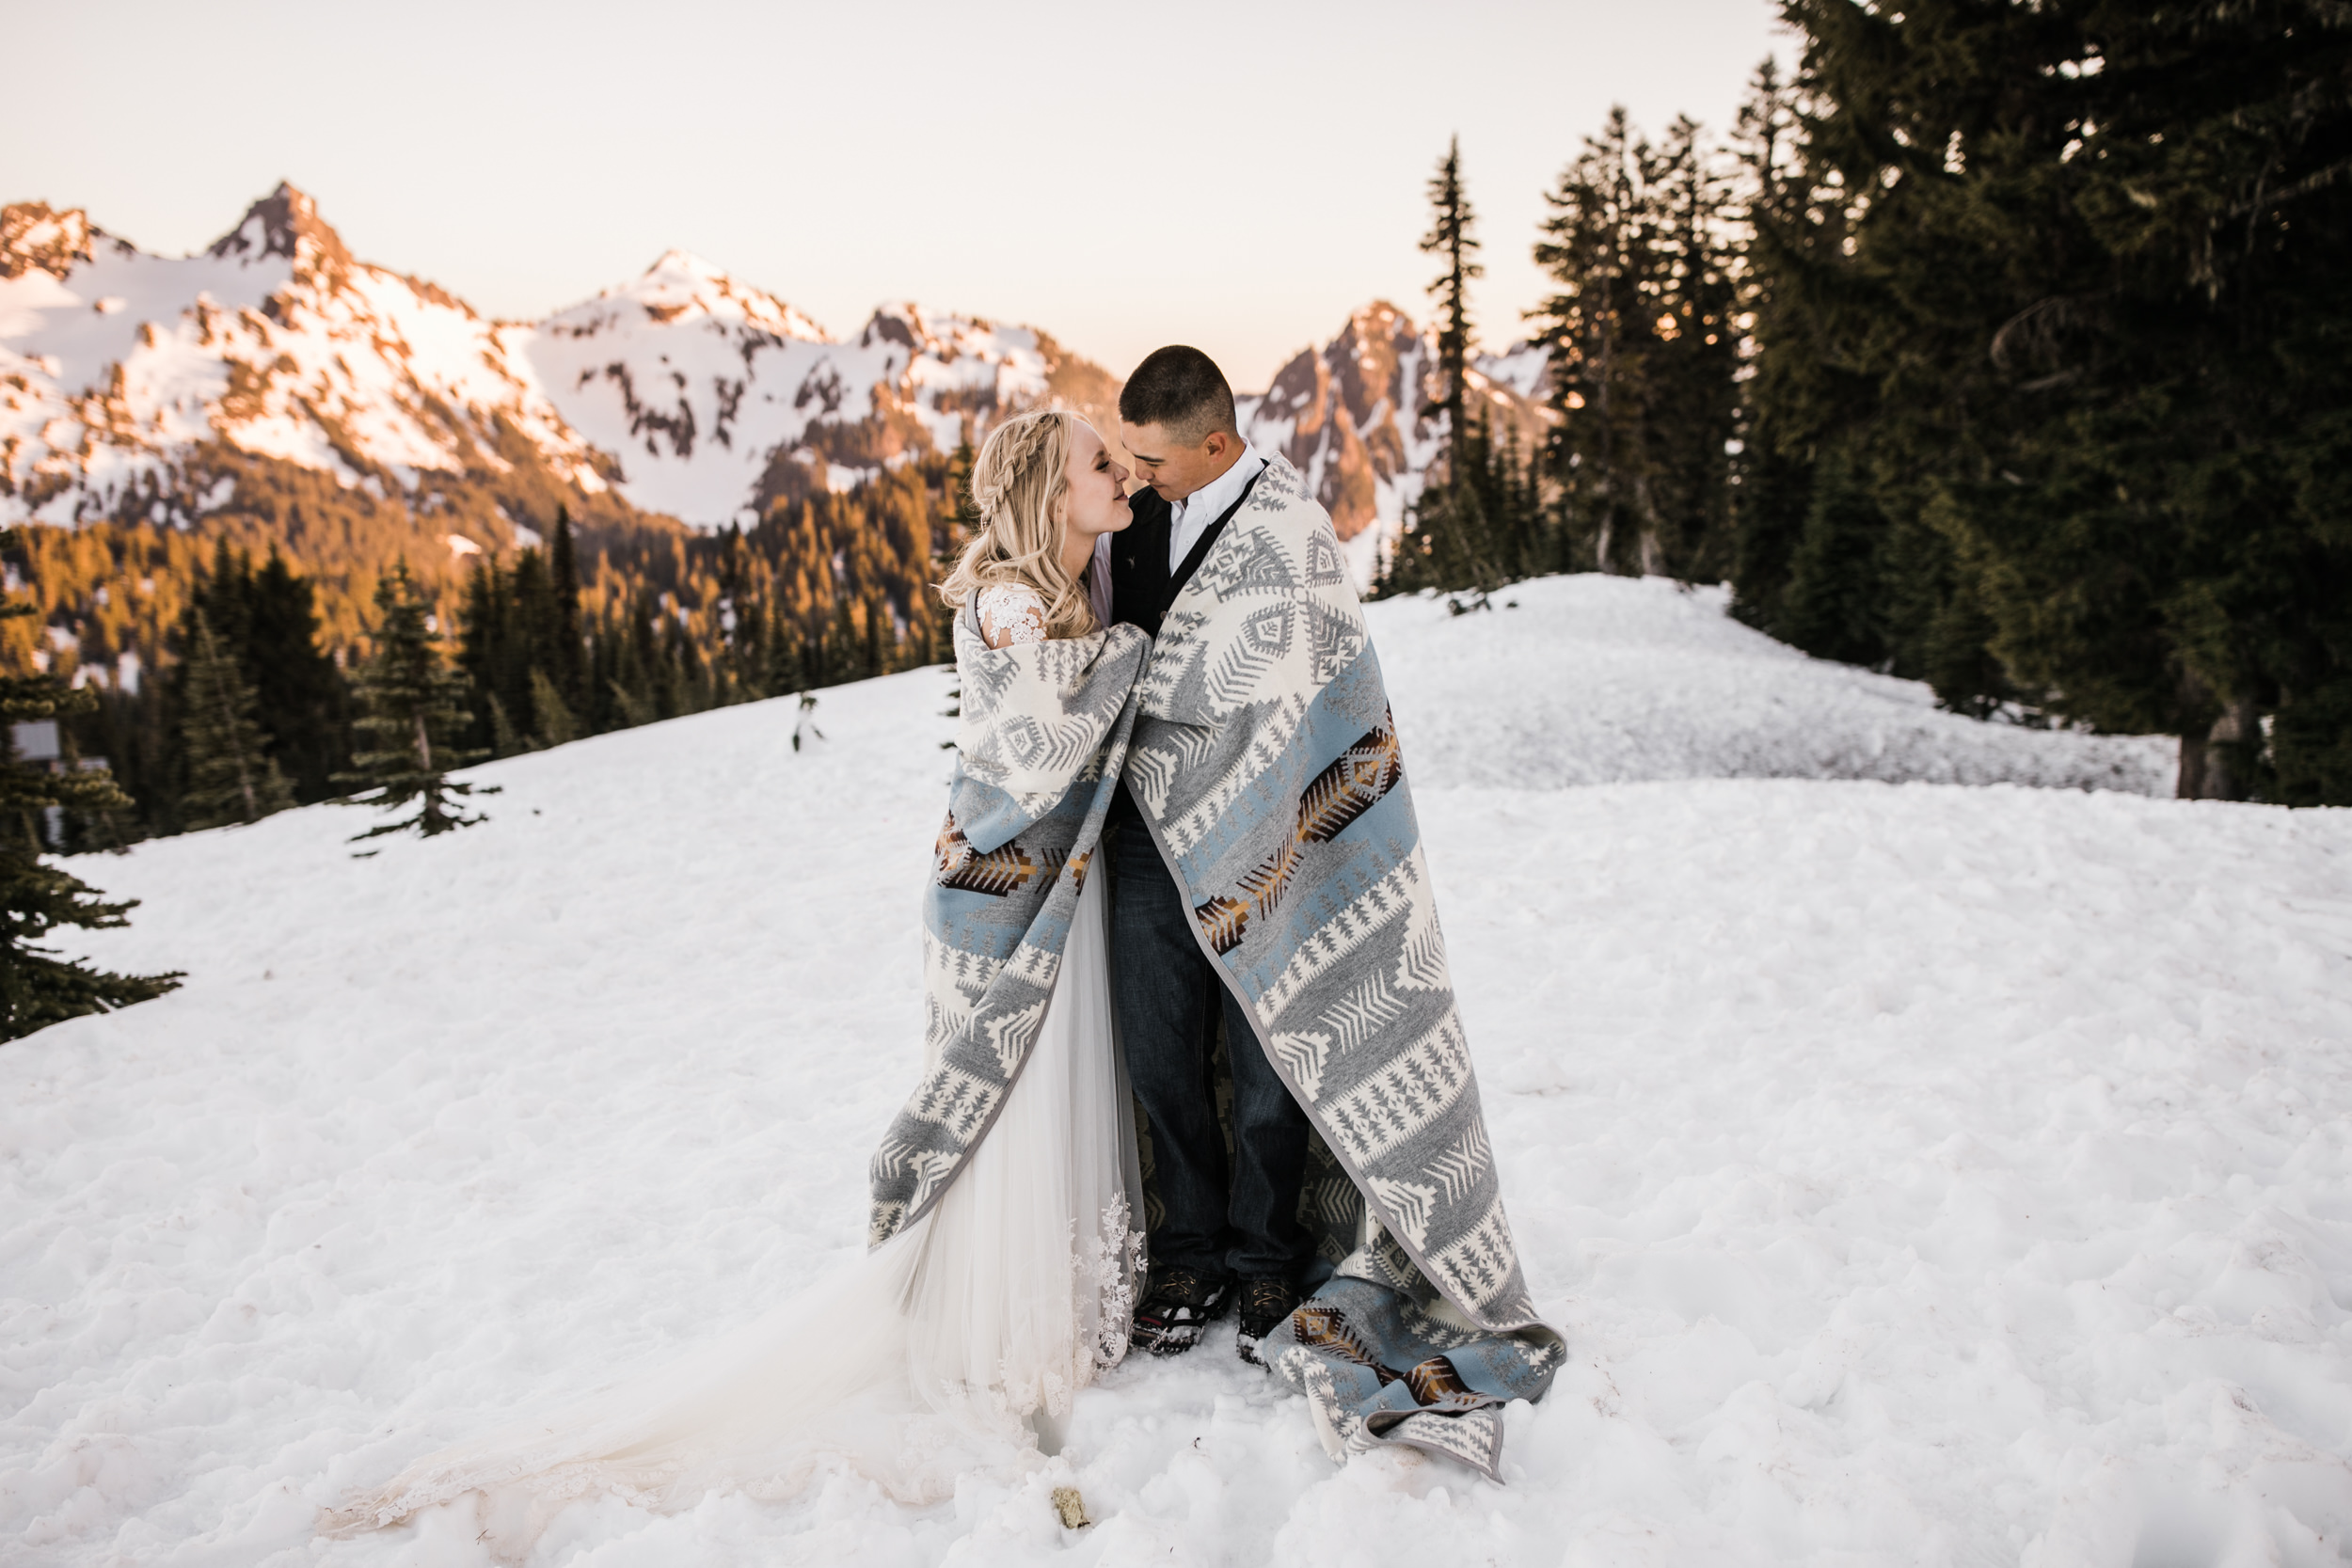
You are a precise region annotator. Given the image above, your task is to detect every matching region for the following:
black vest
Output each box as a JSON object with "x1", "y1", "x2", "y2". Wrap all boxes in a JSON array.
[
  {"x1": 1104, "y1": 463, "x2": 1265, "y2": 824},
  {"x1": 1108, "y1": 464, "x2": 1266, "y2": 641}
]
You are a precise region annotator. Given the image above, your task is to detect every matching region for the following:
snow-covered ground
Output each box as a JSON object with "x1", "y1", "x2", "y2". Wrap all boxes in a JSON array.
[
  {"x1": 7, "y1": 578, "x2": 2349, "y2": 1566},
  {"x1": 1377, "y1": 578, "x2": 2176, "y2": 795}
]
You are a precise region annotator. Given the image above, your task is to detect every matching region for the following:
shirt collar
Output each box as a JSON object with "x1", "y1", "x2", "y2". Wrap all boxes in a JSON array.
[{"x1": 1171, "y1": 441, "x2": 1266, "y2": 527}]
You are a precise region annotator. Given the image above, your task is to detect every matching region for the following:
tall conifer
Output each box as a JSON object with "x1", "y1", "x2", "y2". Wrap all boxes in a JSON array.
[
  {"x1": 1390, "y1": 137, "x2": 1504, "y2": 605},
  {"x1": 242, "y1": 552, "x2": 347, "y2": 801},
  {"x1": 548, "y1": 507, "x2": 587, "y2": 713}
]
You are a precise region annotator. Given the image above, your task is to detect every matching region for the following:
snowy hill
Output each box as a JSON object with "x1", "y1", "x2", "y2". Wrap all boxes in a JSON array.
[
  {"x1": 5, "y1": 184, "x2": 1520, "y2": 575},
  {"x1": 1379, "y1": 578, "x2": 2174, "y2": 794},
  {"x1": 9, "y1": 581, "x2": 2345, "y2": 1565}
]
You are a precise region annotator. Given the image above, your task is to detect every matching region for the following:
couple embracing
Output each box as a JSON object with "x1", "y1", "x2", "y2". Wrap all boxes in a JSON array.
[{"x1": 330, "y1": 350, "x2": 1560, "y2": 1546}]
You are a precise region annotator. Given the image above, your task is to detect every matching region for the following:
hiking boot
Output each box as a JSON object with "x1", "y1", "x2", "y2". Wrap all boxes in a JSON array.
[
  {"x1": 1234, "y1": 1277, "x2": 1302, "y2": 1367},
  {"x1": 1132, "y1": 1267, "x2": 1233, "y2": 1356}
]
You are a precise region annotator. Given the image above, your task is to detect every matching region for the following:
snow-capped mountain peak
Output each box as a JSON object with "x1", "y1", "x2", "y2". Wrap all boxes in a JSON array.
[
  {"x1": 1237, "y1": 299, "x2": 1550, "y2": 582},
  {"x1": 543, "y1": 249, "x2": 829, "y2": 343},
  {"x1": 203, "y1": 182, "x2": 347, "y2": 277}
]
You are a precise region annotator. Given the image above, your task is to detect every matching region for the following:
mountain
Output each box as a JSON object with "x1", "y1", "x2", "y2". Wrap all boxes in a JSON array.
[
  {"x1": 1, "y1": 183, "x2": 1548, "y2": 692},
  {"x1": 525, "y1": 255, "x2": 1121, "y2": 526},
  {"x1": 1238, "y1": 301, "x2": 1550, "y2": 582},
  {"x1": 6, "y1": 183, "x2": 1539, "y2": 552},
  {"x1": 0, "y1": 184, "x2": 1121, "y2": 543},
  {"x1": 1, "y1": 185, "x2": 612, "y2": 535}
]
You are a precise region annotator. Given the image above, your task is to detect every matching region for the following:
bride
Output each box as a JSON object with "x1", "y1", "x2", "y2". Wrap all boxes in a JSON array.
[{"x1": 326, "y1": 409, "x2": 1152, "y2": 1549}]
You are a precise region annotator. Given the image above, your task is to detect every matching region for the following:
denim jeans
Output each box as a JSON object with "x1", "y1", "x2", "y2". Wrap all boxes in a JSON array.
[{"x1": 1105, "y1": 815, "x2": 1313, "y2": 1283}]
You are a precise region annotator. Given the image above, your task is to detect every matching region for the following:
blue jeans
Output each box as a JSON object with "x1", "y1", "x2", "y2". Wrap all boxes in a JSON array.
[{"x1": 1106, "y1": 815, "x2": 1314, "y2": 1283}]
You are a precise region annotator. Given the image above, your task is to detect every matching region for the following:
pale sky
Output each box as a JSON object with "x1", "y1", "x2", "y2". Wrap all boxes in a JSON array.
[{"x1": 3, "y1": 0, "x2": 1791, "y2": 392}]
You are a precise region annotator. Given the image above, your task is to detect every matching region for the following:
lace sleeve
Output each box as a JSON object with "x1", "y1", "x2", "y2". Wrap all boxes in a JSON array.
[{"x1": 976, "y1": 583, "x2": 1049, "y2": 649}]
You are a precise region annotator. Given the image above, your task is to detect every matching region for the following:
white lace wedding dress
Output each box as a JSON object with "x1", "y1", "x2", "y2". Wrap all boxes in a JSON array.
[{"x1": 326, "y1": 578, "x2": 1139, "y2": 1550}]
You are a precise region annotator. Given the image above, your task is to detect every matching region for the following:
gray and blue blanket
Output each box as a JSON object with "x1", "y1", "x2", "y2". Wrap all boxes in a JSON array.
[
  {"x1": 1121, "y1": 455, "x2": 1562, "y2": 1479},
  {"x1": 869, "y1": 457, "x2": 1561, "y2": 1479}
]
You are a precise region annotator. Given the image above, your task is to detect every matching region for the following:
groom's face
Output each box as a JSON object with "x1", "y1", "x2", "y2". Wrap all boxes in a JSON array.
[{"x1": 1120, "y1": 421, "x2": 1240, "y2": 504}]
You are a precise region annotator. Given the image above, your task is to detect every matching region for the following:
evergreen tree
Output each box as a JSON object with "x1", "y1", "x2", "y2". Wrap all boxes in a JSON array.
[
  {"x1": 1423, "y1": 136, "x2": 1485, "y2": 485},
  {"x1": 1534, "y1": 105, "x2": 1744, "y2": 580},
  {"x1": 241, "y1": 551, "x2": 348, "y2": 802},
  {"x1": 547, "y1": 507, "x2": 587, "y2": 714},
  {"x1": 1534, "y1": 107, "x2": 1663, "y2": 576},
  {"x1": 178, "y1": 610, "x2": 294, "y2": 830},
  {"x1": 527, "y1": 667, "x2": 580, "y2": 746},
  {"x1": 1381, "y1": 138, "x2": 1517, "y2": 605},
  {"x1": 337, "y1": 566, "x2": 495, "y2": 844},
  {"x1": 1726, "y1": 58, "x2": 1819, "y2": 639},
  {"x1": 0, "y1": 598, "x2": 182, "y2": 1038},
  {"x1": 1745, "y1": 0, "x2": 2352, "y2": 799},
  {"x1": 1644, "y1": 116, "x2": 1742, "y2": 581}
]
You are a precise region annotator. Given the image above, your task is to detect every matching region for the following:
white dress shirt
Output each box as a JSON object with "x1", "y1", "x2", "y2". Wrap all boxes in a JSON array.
[{"x1": 1166, "y1": 442, "x2": 1267, "y2": 575}]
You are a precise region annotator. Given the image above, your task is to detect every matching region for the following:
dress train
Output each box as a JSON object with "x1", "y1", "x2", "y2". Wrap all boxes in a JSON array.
[{"x1": 326, "y1": 871, "x2": 1140, "y2": 1548}]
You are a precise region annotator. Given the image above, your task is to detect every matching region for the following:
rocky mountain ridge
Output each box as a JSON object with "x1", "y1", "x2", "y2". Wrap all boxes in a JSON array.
[{"x1": 3, "y1": 183, "x2": 1547, "y2": 581}]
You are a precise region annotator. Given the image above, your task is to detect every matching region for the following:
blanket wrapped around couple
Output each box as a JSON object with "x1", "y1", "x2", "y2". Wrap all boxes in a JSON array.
[
  {"x1": 1123, "y1": 455, "x2": 1565, "y2": 1479},
  {"x1": 869, "y1": 455, "x2": 1562, "y2": 1481}
]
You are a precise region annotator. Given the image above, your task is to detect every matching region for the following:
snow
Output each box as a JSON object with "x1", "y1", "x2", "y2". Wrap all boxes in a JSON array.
[
  {"x1": 1471, "y1": 342, "x2": 1549, "y2": 404},
  {"x1": 8, "y1": 579, "x2": 2350, "y2": 1566},
  {"x1": 0, "y1": 242, "x2": 286, "y2": 398},
  {"x1": 1379, "y1": 578, "x2": 2176, "y2": 794}
]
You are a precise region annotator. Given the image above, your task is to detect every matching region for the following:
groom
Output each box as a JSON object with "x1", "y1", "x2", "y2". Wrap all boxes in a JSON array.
[{"x1": 1104, "y1": 345, "x2": 1310, "y2": 1364}]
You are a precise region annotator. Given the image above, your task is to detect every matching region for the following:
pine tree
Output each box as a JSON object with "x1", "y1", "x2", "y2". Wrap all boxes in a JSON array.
[
  {"x1": 1423, "y1": 136, "x2": 1483, "y2": 484},
  {"x1": 1534, "y1": 105, "x2": 1744, "y2": 580},
  {"x1": 0, "y1": 598, "x2": 182, "y2": 1038},
  {"x1": 527, "y1": 667, "x2": 580, "y2": 746},
  {"x1": 1411, "y1": 136, "x2": 1502, "y2": 606},
  {"x1": 1747, "y1": 0, "x2": 2352, "y2": 799},
  {"x1": 547, "y1": 507, "x2": 587, "y2": 714},
  {"x1": 179, "y1": 610, "x2": 294, "y2": 830},
  {"x1": 1644, "y1": 115, "x2": 1741, "y2": 581},
  {"x1": 337, "y1": 566, "x2": 495, "y2": 845},
  {"x1": 242, "y1": 552, "x2": 347, "y2": 802},
  {"x1": 1776, "y1": 443, "x2": 1887, "y2": 667},
  {"x1": 1534, "y1": 108, "x2": 1661, "y2": 575}
]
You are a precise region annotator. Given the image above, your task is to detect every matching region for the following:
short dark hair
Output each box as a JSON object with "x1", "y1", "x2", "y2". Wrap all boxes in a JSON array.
[{"x1": 1119, "y1": 345, "x2": 1238, "y2": 445}]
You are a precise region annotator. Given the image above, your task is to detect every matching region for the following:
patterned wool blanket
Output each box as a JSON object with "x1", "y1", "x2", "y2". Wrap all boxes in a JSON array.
[
  {"x1": 1125, "y1": 455, "x2": 1564, "y2": 1480},
  {"x1": 866, "y1": 604, "x2": 1150, "y2": 1244}
]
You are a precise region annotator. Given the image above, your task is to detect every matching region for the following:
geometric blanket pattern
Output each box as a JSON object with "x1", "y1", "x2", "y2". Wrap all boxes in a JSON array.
[
  {"x1": 1123, "y1": 455, "x2": 1565, "y2": 1477},
  {"x1": 866, "y1": 603, "x2": 1150, "y2": 1245}
]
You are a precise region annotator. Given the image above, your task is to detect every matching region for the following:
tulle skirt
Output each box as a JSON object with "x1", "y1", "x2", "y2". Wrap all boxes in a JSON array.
[{"x1": 326, "y1": 871, "x2": 1142, "y2": 1548}]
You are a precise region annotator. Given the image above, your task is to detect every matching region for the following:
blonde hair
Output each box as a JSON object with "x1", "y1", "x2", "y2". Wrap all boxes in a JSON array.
[{"x1": 939, "y1": 409, "x2": 1100, "y2": 640}]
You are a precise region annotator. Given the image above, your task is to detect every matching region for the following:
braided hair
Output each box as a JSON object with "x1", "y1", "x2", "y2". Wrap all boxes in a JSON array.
[{"x1": 938, "y1": 409, "x2": 1099, "y2": 641}]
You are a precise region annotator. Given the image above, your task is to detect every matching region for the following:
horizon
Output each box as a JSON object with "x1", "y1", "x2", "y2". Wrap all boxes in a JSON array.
[{"x1": 3, "y1": 0, "x2": 1791, "y2": 391}]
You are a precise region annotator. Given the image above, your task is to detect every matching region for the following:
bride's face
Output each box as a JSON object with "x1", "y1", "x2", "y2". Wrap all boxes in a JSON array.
[{"x1": 1058, "y1": 421, "x2": 1134, "y2": 546}]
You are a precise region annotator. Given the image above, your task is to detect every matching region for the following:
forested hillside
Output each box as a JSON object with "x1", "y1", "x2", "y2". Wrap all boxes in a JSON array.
[{"x1": 1385, "y1": 0, "x2": 2349, "y2": 804}]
